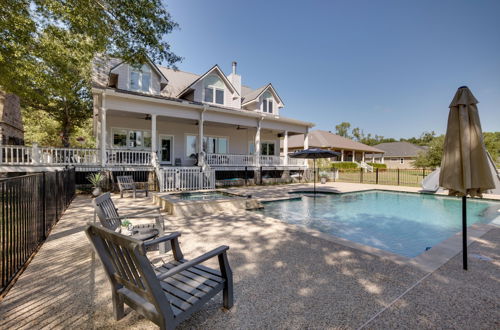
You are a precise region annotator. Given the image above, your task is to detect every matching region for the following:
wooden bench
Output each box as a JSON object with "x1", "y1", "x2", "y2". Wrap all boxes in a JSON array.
[
  {"x1": 85, "y1": 225, "x2": 233, "y2": 330},
  {"x1": 117, "y1": 175, "x2": 148, "y2": 198}
]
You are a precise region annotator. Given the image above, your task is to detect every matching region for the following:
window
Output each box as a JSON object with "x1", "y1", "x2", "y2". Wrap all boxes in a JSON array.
[
  {"x1": 186, "y1": 135, "x2": 228, "y2": 156},
  {"x1": 203, "y1": 75, "x2": 224, "y2": 105},
  {"x1": 261, "y1": 142, "x2": 276, "y2": 156},
  {"x1": 128, "y1": 130, "x2": 143, "y2": 148},
  {"x1": 129, "y1": 65, "x2": 151, "y2": 92},
  {"x1": 112, "y1": 128, "x2": 151, "y2": 149},
  {"x1": 186, "y1": 135, "x2": 197, "y2": 157},
  {"x1": 113, "y1": 129, "x2": 127, "y2": 147},
  {"x1": 262, "y1": 91, "x2": 274, "y2": 113}
]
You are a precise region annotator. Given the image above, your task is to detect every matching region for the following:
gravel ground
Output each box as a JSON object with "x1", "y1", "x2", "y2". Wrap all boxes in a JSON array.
[{"x1": 1, "y1": 186, "x2": 498, "y2": 329}]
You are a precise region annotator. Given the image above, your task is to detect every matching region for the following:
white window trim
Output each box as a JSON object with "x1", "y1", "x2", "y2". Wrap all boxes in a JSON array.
[
  {"x1": 261, "y1": 98, "x2": 274, "y2": 114},
  {"x1": 203, "y1": 85, "x2": 225, "y2": 105},
  {"x1": 158, "y1": 134, "x2": 174, "y2": 164},
  {"x1": 185, "y1": 133, "x2": 229, "y2": 155},
  {"x1": 260, "y1": 140, "x2": 277, "y2": 156},
  {"x1": 111, "y1": 127, "x2": 151, "y2": 150},
  {"x1": 129, "y1": 66, "x2": 152, "y2": 93}
]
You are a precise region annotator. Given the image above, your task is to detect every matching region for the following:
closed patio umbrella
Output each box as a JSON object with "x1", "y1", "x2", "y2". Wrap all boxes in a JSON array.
[
  {"x1": 289, "y1": 148, "x2": 341, "y2": 194},
  {"x1": 439, "y1": 86, "x2": 495, "y2": 270}
]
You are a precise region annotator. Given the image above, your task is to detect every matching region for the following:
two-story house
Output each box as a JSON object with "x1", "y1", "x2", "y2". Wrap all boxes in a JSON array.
[{"x1": 91, "y1": 57, "x2": 313, "y2": 189}]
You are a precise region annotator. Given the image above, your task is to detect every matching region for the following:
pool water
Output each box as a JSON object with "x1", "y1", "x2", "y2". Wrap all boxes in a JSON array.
[
  {"x1": 256, "y1": 191, "x2": 500, "y2": 258},
  {"x1": 177, "y1": 191, "x2": 236, "y2": 201}
]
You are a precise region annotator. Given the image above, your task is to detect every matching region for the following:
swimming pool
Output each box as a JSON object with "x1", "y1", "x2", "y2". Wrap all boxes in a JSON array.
[{"x1": 256, "y1": 191, "x2": 500, "y2": 258}]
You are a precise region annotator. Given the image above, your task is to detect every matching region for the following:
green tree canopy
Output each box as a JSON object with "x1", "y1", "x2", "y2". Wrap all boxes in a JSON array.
[
  {"x1": 0, "y1": 0, "x2": 180, "y2": 146},
  {"x1": 335, "y1": 122, "x2": 351, "y2": 138}
]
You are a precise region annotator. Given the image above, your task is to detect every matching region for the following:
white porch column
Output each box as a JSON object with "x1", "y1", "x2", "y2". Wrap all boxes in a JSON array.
[
  {"x1": 255, "y1": 119, "x2": 261, "y2": 166},
  {"x1": 362, "y1": 151, "x2": 365, "y2": 162},
  {"x1": 283, "y1": 130, "x2": 288, "y2": 165},
  {"x1": 100, "y1": 93, "x2": 107, "y2": 166},
  {"x1": 352, "y1": 150, "x2": 356, "y2": 162},
  {"x1": 151, "y1": 114, "x2": 157, "y2": 164},
  {"x1": 341, "y1": 149, "x2": 344, "y2": 162},
  {"x1": 304, "y1": 128, "x2": 309, "y2": 150},
  {"x1": 198, "y1": 110, "x2": 204, "y2": 165},
  {"x1": 381, "y1": 155, "x2": 385, "y2": 164}
]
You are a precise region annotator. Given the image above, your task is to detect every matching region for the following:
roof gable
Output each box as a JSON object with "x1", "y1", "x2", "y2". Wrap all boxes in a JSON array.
[
  {"x1": 109, "y1": 56, "x2": 169, "y2": 89},
  {"x1": 176, "y1": 65, "x2": 240, "y2": 98},
  {"x1": 241, "y1": 83, "x2": 284, "y2": 107}
]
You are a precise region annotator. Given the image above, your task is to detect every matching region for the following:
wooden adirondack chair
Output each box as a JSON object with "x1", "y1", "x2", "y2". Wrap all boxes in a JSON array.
[
  {"x1": 117, "y1": 175, "x2": 148, "y2": 198},
  {"x1": 85, "y1": 225, "x2": 233, "y2": 330},
  {"x1": 92, "y1": 192, "x2": 166, "y2": 251}
]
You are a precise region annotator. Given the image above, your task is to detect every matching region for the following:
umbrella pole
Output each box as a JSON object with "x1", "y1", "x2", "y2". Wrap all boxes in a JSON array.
[
  {"x1": 313, "y1": 158, "x2": 316, "y2": 195},
  {"x1": 462, "y1": 196, "x2": 468, "y2": 270}
]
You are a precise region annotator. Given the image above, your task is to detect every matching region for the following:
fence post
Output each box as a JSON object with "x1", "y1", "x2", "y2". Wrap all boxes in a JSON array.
[
  {"x1": 376, "y1": 168, "x2": 379, "y2": 184},
  {"x1": 422, "y1": 168, "x2": 425, "y2": 180},
  {"x1": 397, "y1": 168, "x2": 400, "y2": 186},
  {"x1": 244, "y1": 166, "x2": 248, "y2": 186},
  {"x1": 360, "y1": 168, "x2": 363, "y2": 183},
  {"x1": 260, "y1": 166, "x2": 263, "y2": 185},
  {"x1": 42, "y1": 172, "x2": 46, "y2": 239}
]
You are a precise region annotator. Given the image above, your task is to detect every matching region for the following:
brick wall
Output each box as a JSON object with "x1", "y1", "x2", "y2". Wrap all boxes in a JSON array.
[{"x1": 0, "y1": 90, "x2": 24, "y2": 144}]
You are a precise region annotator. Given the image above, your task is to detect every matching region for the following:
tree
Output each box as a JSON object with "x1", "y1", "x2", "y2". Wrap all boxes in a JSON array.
[
  {"x1": 335, "y1": 122, "x2": 351, "y2": 138},
  {"x1": 351, "y1": 127, "x2": 363, "y2": 141},
  {"x1": 0, "y1": 0, "x2": 180, "y2": 146},
  {"x1": 412, "y1": 135, "x2": 445, "y2": 168},
  {"x1": 483, "y1": 132, "x2": 500, "y2": 165}
]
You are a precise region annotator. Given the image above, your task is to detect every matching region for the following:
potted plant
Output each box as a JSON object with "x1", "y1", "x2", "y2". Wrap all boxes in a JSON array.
[
  {"x1": 121, "y1": 220, "x2": 133, "y2": 235},
  {"x1": 87, "y1": 172, "x2": 105, "y2": 196},
  {"x1": 319, "y1": 171, "x2": 328, "y2": 184}
]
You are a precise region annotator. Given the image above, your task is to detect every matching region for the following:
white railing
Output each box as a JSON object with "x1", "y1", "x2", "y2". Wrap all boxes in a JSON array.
[
  {"x1": 259, "y1": 155, "x2": 281, "y2": 166},
  {"x1": 158, "y1": 166, "x2": 215, "y2": 192},
  {"x1": 106, "y1": 149, "x2": 151, "y2": 165},
  {"x1": 205, "y1": 153, "x2": 307, "y2": 167},
  {"x1": 360, "y1": 161, "x2": 374, "y2": 172},
  {"x1": 0, "y1": 145, "x2": 154, "y2": 166},
  {"x1": 0, "y1": 145, "x2": 33, "y2": 164},
  {"x1": 281, "y1": 156, "x2": 308, "y2": 166},
  {"x1": 205, "y1": 154, "x2": 256, "y2": 166},
  {"x1": 39, "y1": 147, "x2": 99, "y2": 165}
]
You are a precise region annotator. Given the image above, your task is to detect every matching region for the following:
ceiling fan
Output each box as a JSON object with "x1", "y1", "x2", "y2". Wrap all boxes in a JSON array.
[
  {"x1": 236, "y1": 125, "x2": 247, "y2": 130},
  {"x1": 143, "y1": 114, "x2": 152, "y2": 120}
]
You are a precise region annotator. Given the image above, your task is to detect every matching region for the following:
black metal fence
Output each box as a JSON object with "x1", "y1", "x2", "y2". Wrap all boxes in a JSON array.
[
  {"x1": 331, "y1": 168, "x2": 433, "y2": 187},
  {"x1": 75, "y1": 169, "x2": 156, "y2": 191},
  {"x1": 0, "y1": 168, "x2": 75, "y2": 295}
]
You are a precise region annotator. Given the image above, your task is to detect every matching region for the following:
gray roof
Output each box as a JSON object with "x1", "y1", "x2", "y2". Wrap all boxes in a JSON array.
[
  {"x1": 372, "y1": 142, "x2": 427, "y2": 157},
  {"x1": 92, "y1": 57, "x2": 269, "y2": 101},
  {"x1": 287, "y1": 130, "x2": 385, "y2": 153}
]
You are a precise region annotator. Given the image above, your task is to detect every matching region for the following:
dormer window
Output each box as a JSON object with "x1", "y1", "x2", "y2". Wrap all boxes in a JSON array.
[
  {"x1": 130, "y1": 65, "x2": 151, "y2": 92},
  {"x1": 203, "y1": 75, "x2": 224, "y2": 105},
  {"x1": 262, "y1": 91, "x2": 273, "y2": 113}
]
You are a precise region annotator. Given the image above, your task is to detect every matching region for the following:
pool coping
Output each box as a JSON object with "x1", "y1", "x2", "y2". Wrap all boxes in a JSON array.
[{"x1": 255, "y1": 189, "x2": 500, "y2": 273}]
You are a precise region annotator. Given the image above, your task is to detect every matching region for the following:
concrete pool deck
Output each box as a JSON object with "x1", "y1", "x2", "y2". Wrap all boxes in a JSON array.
[{"x1": 0, "y1": 183, "x2": 499, "y2": 329}]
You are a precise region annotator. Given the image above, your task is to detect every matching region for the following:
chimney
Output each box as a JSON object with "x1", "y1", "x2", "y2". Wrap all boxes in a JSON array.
[
  {"x1": 227, "y1": 61, "x2": 241, "y2": 103},
  {"x1": 232, "y1": 61, "x2": 237, "y2": 75}
]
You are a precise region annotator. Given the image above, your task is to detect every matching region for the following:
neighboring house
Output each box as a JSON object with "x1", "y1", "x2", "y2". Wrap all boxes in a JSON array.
[
  {"x1": 0, "y1": 90, "x2": 24, "y2": 145},
  {"x1": 368, "y1": 141, "x2": 427, "y2": 169},
  {"x1": 285, "y1": 130, "x2": 384, "y2": 163}
]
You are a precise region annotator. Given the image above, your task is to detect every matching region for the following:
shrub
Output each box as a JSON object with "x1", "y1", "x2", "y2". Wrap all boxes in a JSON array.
[
  {"x1": 330, "y1": 162, "x2": 358, "y2": 169},
  {"x1": 367, "y1": 162, "x2": 387, "y2": 169}
]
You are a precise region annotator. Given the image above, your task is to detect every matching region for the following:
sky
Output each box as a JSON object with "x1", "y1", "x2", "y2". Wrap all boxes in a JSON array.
[{"x1": 163, "y1": 0, "x2": 500, "y2": 139}]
